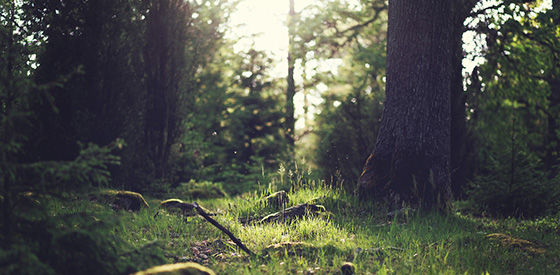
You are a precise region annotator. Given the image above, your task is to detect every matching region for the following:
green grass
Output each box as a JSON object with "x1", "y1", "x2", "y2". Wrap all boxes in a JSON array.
[{"x1": 37, "y1": 184, "x2": 560, "y2": 275}]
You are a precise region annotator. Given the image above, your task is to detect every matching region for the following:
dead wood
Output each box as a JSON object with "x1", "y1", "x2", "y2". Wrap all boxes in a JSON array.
[{"x1": 193, "y1": 202, "x2": 255, "y2": 256}]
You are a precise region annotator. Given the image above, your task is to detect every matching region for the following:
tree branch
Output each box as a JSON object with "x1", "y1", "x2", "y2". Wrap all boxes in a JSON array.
[{"x1": 193, "y1": 202, "x2": 255, "y2": 256}]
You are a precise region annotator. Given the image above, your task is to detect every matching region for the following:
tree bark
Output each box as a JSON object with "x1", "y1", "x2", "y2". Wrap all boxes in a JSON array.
[{"x1": 357, "y1": 0, "x2": 453, "y2": 209}]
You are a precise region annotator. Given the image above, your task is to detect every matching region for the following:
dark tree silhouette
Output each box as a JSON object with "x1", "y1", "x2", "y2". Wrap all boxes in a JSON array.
[{"x1": 357, "y1": 0, "x2": 454, "y2": 209}]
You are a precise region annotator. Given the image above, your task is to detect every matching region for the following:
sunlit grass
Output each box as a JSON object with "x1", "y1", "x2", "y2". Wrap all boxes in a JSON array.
[{"x1": 38, "y1": 174, "x2": 560, "y2": 274}]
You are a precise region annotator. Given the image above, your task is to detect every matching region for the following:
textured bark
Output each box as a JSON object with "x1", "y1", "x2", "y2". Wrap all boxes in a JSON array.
[{"x1": 358, "y1": 0, "x2": 453, "y2": 209}]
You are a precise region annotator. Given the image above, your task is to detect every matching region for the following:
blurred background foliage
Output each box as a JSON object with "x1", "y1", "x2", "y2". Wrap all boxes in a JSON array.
[{"x1": 1, "y1": 0, "x2": 560, "y2": 258}]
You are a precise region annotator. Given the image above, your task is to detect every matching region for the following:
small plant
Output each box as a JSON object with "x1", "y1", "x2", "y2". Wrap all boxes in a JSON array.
[{"x1": 467, "y1": 150, "x2": 560, "y2": 218}]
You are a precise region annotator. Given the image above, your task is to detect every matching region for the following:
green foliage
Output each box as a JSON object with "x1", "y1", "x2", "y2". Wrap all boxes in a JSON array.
[
  {"x1": 311, "y1": 48, "x2": 386, "y2": 186},
  {"x1": 178, "y1": 48, "x2": 288, "y2": 194},
  {"x1": 0, "y1": 197, "x2": 167, "y2": 275},
  {"x1": 464, "y1": 2, "x2": 560, "y2": 217},
  {"x1": 2, "y1": 161, "x2": 558, "y2": 274},
  {"x1": 287, "y1": 0, "x2": 387, "y2": 187},
  {"x1": 0, "y1": 3, "x2": 161, "y2": 274},
  {"x1": 466, "y1": 147, "x2": 560, "y2": 218},
  {"x1": 313, "y1": 87, "x2": 383, "y2": 186},
  {"x1": 20, "y1": 0, "x2": 235, "y2": 191}
]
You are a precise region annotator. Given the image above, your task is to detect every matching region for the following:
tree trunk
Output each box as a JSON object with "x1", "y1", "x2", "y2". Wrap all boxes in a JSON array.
[
  {"x1": 545, "y1": 79, "x2": 560, "y2": 177},
  {"x1": 450, "y1": 0, "x2": 478, "y2": 198},
  {"x1": 358, "y1": 0, "x2": 453, "y2": 210},
  {"x1": 144, "y1": 0, "x2": 188, "y2": 180},
  {"x1": 286, "y1": 0, "x2": 296, "y2": 150},
  {"x1": 545, "y1": 1, "x2": 560, "y2": 178}
]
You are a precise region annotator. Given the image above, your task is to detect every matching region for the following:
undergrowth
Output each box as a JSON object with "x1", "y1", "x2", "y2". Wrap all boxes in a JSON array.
[{"x1": 5, "y1": 176, "x2": 559, "y2": 274}]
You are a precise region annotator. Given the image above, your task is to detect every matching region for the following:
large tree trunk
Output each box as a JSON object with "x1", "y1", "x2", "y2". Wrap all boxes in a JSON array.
[{"x1": 357, "y1": 0, "x2": 453, "y2": 209}]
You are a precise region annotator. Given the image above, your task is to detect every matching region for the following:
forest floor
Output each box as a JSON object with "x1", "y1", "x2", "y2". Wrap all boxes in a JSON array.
[{"x1": 46, "y1": 184, "x2": 560, "y2": 275}]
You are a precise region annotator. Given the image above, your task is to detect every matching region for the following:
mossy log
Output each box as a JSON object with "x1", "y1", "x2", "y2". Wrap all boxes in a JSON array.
[{"x1": 131, "y1": 262, "x2": 216, "y2": 275}]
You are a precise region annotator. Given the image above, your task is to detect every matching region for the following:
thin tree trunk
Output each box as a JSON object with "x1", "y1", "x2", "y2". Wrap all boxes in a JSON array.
[
  {"x1": 286, "y1": 0, "x2": 296, "y2": 149},
  {"x1": 358, "y1": 0, "x2": 453, "y2": 210}
]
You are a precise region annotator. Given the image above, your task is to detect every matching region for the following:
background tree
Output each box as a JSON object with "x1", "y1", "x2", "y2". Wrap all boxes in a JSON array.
[
  {"x1": 449, "y1": 0, "x2": 479, "y2": 197},
  {"x1": 25, "y1": 0, "x2": 147, "y2": 186},
  {"x1": 286, "y1": 0, "x2": 297, "y2": 150},
  {"x1": 464, "y1": 1, "x2": 560, "y2": 216},
  {"x1": 357, "y1": 0, "x2": 454, "y2": 209},
  {"x1": 285, "y1": 0, "x2": 387, "y2": 183},
  {"x1": 22, "y1": 0, "x2": 231, "y2": 191},
  {"x1": 178, "y1": 47, "x2": 288, "y2": 195},
  {"x1": 143, "y1": 0, "x2": 192, "y2": 181}
]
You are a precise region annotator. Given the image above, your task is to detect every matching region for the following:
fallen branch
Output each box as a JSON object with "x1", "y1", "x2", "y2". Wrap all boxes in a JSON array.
[{"x1": 193, "y1": 202, "x2": 255, "y2": 256}]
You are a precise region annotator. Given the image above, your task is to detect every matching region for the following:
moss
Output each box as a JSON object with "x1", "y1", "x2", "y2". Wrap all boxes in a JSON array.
[
  {"x1": 132, "y1": 262, "x2": 216, "y2": 275},
  {"x1": 91, "y1": 190, "x2": 149, "y2": 211}
]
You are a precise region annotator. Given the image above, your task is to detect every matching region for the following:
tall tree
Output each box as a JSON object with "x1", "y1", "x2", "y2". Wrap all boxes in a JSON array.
[
  {"x1": 357, "y1": 0, "x2": 453, "y2": 209},
  {"x1": 143, "y1": 0, "x2": 192, "y2": 180},
  {"x1": 286, "y1": 0, "x2": 297, "y2": 151},
  {"x1": 472, "y1": 1, "x2": 560, "y2": 176}
]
